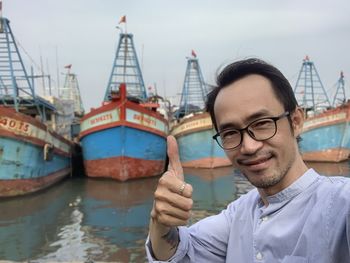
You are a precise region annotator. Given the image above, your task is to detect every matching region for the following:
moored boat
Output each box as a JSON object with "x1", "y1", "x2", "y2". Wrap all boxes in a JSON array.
[
  {"x1": 171, "y1": 51, "x2": 231, "y2": 168},
  {"x1": 294, "y1": 56, "x2": 350, "y2": 162},
  {"x1": 79, "y1": 23, "x2": 168, "y2": 181},
  {"x1": 300, "y1": 100, "x2": 350, "y2": 162},
  {"x1": 0, "y1": 17, "x2": 72, "y2": 197}
]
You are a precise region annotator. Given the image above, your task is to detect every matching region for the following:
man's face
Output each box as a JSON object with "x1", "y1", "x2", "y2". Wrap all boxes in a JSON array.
[{"x1": 214, "y1": 74, "x2": 300, "y2": 194}]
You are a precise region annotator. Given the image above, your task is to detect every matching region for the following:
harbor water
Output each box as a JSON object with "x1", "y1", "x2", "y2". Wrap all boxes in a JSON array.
[{"x1": 0, "y1": 162, "x2": 349, "y2": 262}]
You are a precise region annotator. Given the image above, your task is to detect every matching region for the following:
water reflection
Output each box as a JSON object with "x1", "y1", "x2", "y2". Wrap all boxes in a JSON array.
[
  {"x1": 39, "y1": 204, "x2": 100, "y2": 262},
  {"x1": 78, "y1": 177, "x2": 158, "y2": 262},
  {"x1": 233, "y1": 169, "x2": 255, "y2": 198},
  {"x1": 0, "y1": 179, "x2": 78, "y2": 261},
  {"x1": 184, "y1": 167, "x2": 254, "y2": 224},
  {"x1": 0, "y1": 162, "x2": 349, "y2": 262}
]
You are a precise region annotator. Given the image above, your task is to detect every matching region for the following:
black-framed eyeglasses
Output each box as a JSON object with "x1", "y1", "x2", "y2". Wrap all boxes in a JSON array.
[{"x1": 213, "y1": 111, "x2": 290, "y2": 150}]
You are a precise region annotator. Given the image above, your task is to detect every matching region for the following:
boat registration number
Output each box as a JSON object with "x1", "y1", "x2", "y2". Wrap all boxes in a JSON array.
[{"x1": 0, "y1": 117, "x2": 30, "y2": 133}]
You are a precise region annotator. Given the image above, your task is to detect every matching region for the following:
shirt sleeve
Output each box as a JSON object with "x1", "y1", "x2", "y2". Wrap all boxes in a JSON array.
[
  {"x1": 324, "y1": 177, "x2": 350, "y2": 261},
  {"x1": 145, "y1": 203, "x2": 235, "y2": 262}
]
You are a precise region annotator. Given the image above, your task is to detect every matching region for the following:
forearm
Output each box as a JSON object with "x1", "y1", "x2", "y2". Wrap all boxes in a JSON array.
[{"x1": 149, "y1": 218, "x2": 179, "y2": 261}]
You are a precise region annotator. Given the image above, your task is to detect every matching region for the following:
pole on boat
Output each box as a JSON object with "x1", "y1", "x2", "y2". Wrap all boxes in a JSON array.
[
  {"x1": 118, "y1": 15, "x2": 127, "y2": 83},
  {"x1": 0, "y1": 0, "x2": 2, "y2": 19}
]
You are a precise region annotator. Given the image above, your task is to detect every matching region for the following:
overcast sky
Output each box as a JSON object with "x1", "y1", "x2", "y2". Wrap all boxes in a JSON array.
[{"x1": 4, "y1": 0, "x2": 350, "y2": 111}]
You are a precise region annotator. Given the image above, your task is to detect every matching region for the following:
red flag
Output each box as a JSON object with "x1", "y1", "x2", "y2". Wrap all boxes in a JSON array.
[
  {"x1": 64, "y1": 64, "x2": 72, "y2": 69},
  {"x1": 119, "y1": 15, "x2": 126, "y2": 24},
  {"x1": 191, "y1": 50, "x2": 197, "y2": 58}
]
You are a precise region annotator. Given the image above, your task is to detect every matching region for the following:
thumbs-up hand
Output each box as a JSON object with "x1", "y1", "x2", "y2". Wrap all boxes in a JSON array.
[{"x1": 151, "y1": 135, "x2": 193, "y2": 227}]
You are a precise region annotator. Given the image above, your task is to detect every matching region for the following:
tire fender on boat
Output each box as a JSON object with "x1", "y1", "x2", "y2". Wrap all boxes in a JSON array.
[{"x1": 44, "y1": 143, "x2": 54, "y2": 161}]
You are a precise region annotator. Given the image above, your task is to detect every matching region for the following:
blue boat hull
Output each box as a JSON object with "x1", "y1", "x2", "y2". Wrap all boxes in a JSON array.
[
  {"x1": 79, "y1": 95, "x2": 168, "y2": 181},
  {"x1": 0, "y1": 107, "x2": 72, "y2": 197},
  {"x1": 300, "y1": 104, "x2": 350, "y2": 162},
  {"x1": 172, "y1": 113, "x2": 231, "y2": 168},
  {"x1": 81, "y1": 125, "x2": 167, "y2": 180}
]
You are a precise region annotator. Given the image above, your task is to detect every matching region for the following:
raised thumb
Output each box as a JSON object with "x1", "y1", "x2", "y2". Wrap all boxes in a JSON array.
[{"x1": 167, "y1": 135, "x2": 184, "y2": 181}]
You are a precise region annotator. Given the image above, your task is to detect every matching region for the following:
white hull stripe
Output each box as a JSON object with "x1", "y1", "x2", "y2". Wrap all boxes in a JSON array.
[{"x1": 0, "y1": 116, "x2": 70, "y2": 154}]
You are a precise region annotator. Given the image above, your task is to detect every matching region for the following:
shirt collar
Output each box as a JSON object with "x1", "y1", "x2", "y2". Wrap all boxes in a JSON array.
[{"x1": 258, "y1": 169, "x2": 319, "y2": 211}]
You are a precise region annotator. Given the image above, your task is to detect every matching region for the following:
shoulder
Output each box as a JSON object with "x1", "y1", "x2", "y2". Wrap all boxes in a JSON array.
[
  {"x1": 317, "y1": 175, "x2": 350, "y2": 195},
  {"x1": 315, "y1": 175, "x2": 350, "y2": 215}
]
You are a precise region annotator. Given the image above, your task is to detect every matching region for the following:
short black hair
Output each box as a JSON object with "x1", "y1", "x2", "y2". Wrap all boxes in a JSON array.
[{"x1": 206, "y1": 58, "x2": 299, "y2": 133}]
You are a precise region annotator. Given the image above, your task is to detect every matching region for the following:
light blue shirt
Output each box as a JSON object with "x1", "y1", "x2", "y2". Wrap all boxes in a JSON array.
[{"x1": 146, "y1": 169, "x2": 350, "y2": 262}]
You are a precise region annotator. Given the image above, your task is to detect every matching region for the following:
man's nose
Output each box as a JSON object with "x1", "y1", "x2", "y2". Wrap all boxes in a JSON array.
[{"x1": 239, "y1": 131, "x2": 263, "y2": 154}]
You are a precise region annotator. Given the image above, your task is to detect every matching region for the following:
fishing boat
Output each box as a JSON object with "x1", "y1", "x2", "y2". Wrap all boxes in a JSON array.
[
  {"x1": 0, "y1": 17, "x2": 72, "y2": 197},
  {"x1": 170, "y1": 51, "x2": 231, "y2": 168},
  {"x1": 294, "y1": 56, "x2": 350, "y2": 162},
  {"x1": 79, "y1": 22, "x2": 168, "y2": 181}
]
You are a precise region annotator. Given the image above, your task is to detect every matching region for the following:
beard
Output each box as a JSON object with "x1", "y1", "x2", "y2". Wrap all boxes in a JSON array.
[{"x1": 240, "y1": 151, "x2": 295, "y2": 190}]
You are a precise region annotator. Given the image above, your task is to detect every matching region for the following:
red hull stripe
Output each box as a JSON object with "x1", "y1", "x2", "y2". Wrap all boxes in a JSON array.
[
  {"x1": 0, "y1": 167, "x2": 71, "y2": 197},
  {"x1": 302, "y1": 148, "x2": 350, "y2": 163},
  {"x1": 84, "y1": 157, "x2": 166, "y2": 181},
  {"x1": 181, "y1": 157, "x2": 232, "y2": 168}
]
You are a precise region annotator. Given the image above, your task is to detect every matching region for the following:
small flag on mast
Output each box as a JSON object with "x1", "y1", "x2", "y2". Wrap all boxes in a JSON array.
[
  {"x1": 64, "y1": 64, "x2": 72, "y2": 69},
  {"x1": 191, "y1": 49, "x2": 197, "y2": 58},
  {"x1": 119, "y1": 15, "x2": 126, "y2": 24}
]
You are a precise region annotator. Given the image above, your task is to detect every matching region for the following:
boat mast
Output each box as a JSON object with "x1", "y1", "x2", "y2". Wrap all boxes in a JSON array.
[
  {"x1": 332, "y1": 71, "x2": 346, "y2": 107},
  {"x1": 176, "y1": 50, "x2": 208, "y2": 118},
  {"x1": 0, "y1": 3, "x2": 43, "y2": 118},
  {"x1": 104, "y1": 16, "x2": 147, "y2": 102},
  {"x1": 294, "y1": 56, "x2": 331, "y2": 113},
  {"x1": 60, "y1": 64, "x2": 85, "y2": 116}
]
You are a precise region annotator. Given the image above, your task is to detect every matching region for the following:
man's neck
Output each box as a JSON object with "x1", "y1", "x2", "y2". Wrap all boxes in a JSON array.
[{"x1": 258, "y1": 160, "x2": 309, "y2": 207}]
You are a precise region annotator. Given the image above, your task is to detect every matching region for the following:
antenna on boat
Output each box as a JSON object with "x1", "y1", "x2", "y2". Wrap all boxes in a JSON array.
[
  {"x1": 55, "y1": 46, "x2": 60, "y2": 96},
  {"x1": 119, "y1": 15, "x2": 127, "y2": 82}
]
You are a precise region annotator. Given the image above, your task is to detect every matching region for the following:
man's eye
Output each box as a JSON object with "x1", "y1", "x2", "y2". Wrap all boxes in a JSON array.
[
  {"x1": 252, "y1": 120, "x2": 273, "y2": 129},
  {"x1": 221, "y1": 130, "x2": 239, "y2": 139}
]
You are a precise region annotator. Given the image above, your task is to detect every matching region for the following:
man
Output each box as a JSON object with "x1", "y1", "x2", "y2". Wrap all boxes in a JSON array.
[{"x1": 146, "y1": 58, "x2": 350, "y2": 262}]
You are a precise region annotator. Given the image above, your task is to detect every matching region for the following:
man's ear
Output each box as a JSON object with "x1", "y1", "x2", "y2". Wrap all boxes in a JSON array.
[{"x1": 291, "y1": 107, "x2": 304, "y2": 137}]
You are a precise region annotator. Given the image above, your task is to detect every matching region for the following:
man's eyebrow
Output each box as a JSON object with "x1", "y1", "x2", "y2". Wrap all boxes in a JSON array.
[{"x1": 218, "y1": 110, "x2": 272, "y2": 131}]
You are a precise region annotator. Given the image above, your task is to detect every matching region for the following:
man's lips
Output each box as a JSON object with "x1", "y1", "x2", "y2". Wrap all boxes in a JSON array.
[{"x1": 237, "y1": 154, "x2": 273, "y2": 166}]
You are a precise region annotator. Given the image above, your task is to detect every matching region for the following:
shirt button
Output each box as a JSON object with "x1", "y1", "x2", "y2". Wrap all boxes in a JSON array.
[
  {"x1": 261, "y1": 216, "x2": 268, "y2": 221},
  {"x1": 256, "y1": 252, "x2": 263, "y2": 260}
]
